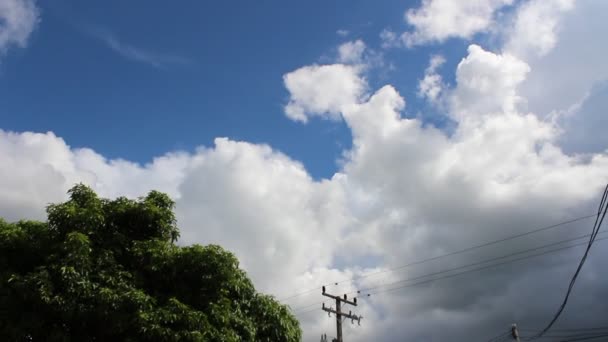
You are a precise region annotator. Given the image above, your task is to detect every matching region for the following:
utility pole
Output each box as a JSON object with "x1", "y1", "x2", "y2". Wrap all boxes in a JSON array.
[
  {"x1": 321, "y1": 286, "x2": 362, "y2": 342},
  {"x1": 511, "y1": 324, "x2": 521, "y2": 342}
]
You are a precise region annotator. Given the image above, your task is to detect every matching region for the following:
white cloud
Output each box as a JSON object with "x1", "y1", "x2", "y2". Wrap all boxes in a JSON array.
[
  {"x1": 403, "y1": 0, "x2": 514, "y2": 46},
  {"x1": 0, "y1": 0, "x2": 39, "y2": 57},
  {"x1": 0, "y1": 130, "x2": 191, "y2": 221},
  {"x1": 278, "y1": 38, "x2": 608, "y2": 339},
  {"x1": 418, "y1": 54, "x2": 445, "y2": 103},
  {"x1": 175, "y1": 138, "x2": 353, "y2": 293},
  {"x1": 515, "y1": 1, "x2": 608, "y2": 111},
  {"x1": 379, "y1": 29, "x2": 399, "y2": 48},
  {"x1": 503, "y1": 0, "x2": 608, "y2": 156},
  {"x1": 0, "y1": 128, "x2": 370, "y2": 341},
  {"x1": 0, "y1": 129, "x2": 355, "y2": 294},
  {"x1": 557, "y1": 81, "x2": 608, "y2": 155},
  {"x1": 283, "y1": 64, "x2": 366, "y2": 123},
  {"x1": 94, "y1": 29, "x2": 190, "y2": 68},
  {"x1": 427, "y1": 54, "x2": 445, "y2": 71},
  {"x1": 3, "y1": 39, "x2": 608, "y2": 340},
  {"x1": 338, "y1": 40, "x2": 366, "y2": 64},
  {"x1": 451, "y1": 45, "x2": 530, "y2": 119},
  {"x1": 3, "y1": 0, "x2": 608, "y2": 341},
  {"x1": 336, "y1": 29, "x2": 349, "y2": 37},
  {"x1": 335, "y1": 39, "x2": 386, "y2": 73},
  {"x1": 504, "y1": 0, "x2": 575, "y2": 59}
]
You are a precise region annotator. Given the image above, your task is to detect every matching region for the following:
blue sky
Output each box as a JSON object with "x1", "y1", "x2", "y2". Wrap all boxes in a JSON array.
[
  {"x1": 3, "y1": 1, "x2": 608, "y2": 341},
  {"x1": 0, "y1": 0, "x2": 460, "y2": 179}
]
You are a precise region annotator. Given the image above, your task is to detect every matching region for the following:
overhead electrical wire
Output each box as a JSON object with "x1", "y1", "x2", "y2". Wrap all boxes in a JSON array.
[
  {"x1": 531, "y1": 184, "x2": 608, "y2": 339},
  {"x1": 524, "y1": 332, "x2": 608, "y2": 340},
  {"x1": 291, "y1": 233, "x2": 606, "y2": 312},
  {"x1": 520, "y1": 327, "x2": 608, "y2": 333},
  {"x1": 491, "y1": 329, "x2": 608, "y2": 342},
  {"x1": 486, "y1": 330, "x2": 511, "y2": 342},
  {"x1": 365, "y1": 236, "x2": 608, "y2": 297},
  {"x1": 559, "y1": 334, "x2": 608, "y2": 342},
  {"x1": 291, "y1": 234, "x2": 608, "y2": 315},
  {"x1": 521, "y1": 330, "x2": 608, "y2": 339},
  {"x1": 292, "y1": 185, "x2": 608, "y2": 342},
  {"x1": 358, "y1": 232, "x2": 605, "y2": 295},
  {"x1": 279, "y1": 214, "x2": 596, "y2": 302}
]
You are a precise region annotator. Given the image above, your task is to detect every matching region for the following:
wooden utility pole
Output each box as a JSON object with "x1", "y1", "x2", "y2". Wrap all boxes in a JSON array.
[
  {"x1": 511, "y1": 324, "x2": 521, "y2": 342},
  {"x1": 321, "y1": 286, "x2": 362, "y2": 342}
]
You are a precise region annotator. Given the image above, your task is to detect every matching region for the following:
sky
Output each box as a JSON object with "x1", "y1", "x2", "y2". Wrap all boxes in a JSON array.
[{"x1": 1, "y1": 0, "x2": 608, "y2": 341}]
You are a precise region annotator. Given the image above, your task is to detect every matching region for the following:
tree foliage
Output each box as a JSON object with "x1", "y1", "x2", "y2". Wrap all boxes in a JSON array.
[{"x1": 0, "y1": 184, "x2": 301, "y2": 341}]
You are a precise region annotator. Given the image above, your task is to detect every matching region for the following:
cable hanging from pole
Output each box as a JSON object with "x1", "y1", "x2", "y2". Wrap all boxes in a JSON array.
[
  {"x1": 292, "y1": 234, "x2": 608, "y2": 315},
  {"x1": 279, "y1": 214, "x2": 596, "y2": 302},
  {"x1": 531, "y1": 184, "x2": 608, "y2": 339}
]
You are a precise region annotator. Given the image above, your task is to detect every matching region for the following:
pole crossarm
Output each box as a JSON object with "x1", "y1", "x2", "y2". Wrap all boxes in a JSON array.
[
  {"x1": 322, "y1": 303, "x2": 362, "y2": 321},
  {"x1": 320, "y1": 286, "x2": 363, "y2": 341},
  {"x1": 322, "y1": 292, "x2": 358, "y2": 307}
]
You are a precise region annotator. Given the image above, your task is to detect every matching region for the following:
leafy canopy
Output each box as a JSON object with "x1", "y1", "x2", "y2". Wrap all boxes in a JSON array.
[{"x1": 0, "y1": 184, "x2": 301, "y2": 341}]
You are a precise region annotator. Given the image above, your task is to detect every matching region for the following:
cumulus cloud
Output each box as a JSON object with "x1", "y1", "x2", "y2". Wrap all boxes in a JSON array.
[
  {"x1": 283, "y1": 64, "x2": 366, "y2": 123},
  {"x1": 379, "y1": 29, "x2": 399, "y2": 48},
  {"x1": 418, "y1": 54, "x2": 445, "y2": 103},
  {"x1": 174, "y1": 138, "x2": 354, "y2": 293},
  {"x1": 0, "y1": 128, "x2": 375, "y2": 340},
  {"x1": 297, "y1": 43, "x2": 607, "y2": 340},
  {"x1": 403, "y1": 0, "x2": 513, "y2": 46},
  {"x1": 0, "y1": 130, "x2": 192, "y2": 221},
  {"x1": 504, "y1": 0, "x2": 575, "y2": 59},
  {"x1": 506, "y1": 1, "x2": 608, "y2": 156},
  {"x1": 516, "y1": 1, "x2": 608, "y2": 102},
  {"x1": 337, "y1": 40, "x2": 366, "y2": 64},
  {"x1": 451, "y1": 45, "x2": 530, "y2": 119},
  {"x1": 0, "y1": 0, "x2": 39, "y2": 57},
  {"x1": 3, "y1": 1, "x2": 608, "y2": 341},
  {"x1": 3, "y1": 46, "x2": 608, "y2": 342},
  {"x1": 335, "y1": 39, "x2": 386, "y2": 74}
]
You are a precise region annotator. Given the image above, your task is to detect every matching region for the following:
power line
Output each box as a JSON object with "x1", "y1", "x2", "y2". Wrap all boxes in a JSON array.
[
  {"x1": 293, "y1": 304, "x2": 321, "y2": 315},
  {"x1": 291, "y1": 234, "x2": 608, "y2": 314},
  {"x1": 293, "y1": 305, "x2": 319, "y2": 316},
  {"x1": 559, "y1": 334, "x2": 608, "y2": 342},
  {"x1": 358, "y1": 231, "x2": 605, "y2": 295},
  {"x1": 522, "y1": 330, "x2": 608, "y2": 338},
  {"x1": 367, "y1": 236, "x2": 608, "y2": 297},
  {"x1": 521, "y1": 328, "x2": 608, "y2": 333},
  {"x1": 292, "y1": 187, "x2": 608, "y2": 341},
  {"x1": 292, "y1": 235, "x2": 607, "y2": 313},
  {"x1": 486, "y1": 330, "x2": 511, "y2": 342},
  {"x1": 527, "y1": 332, "x2": 608, "y2": 339},
  {"x1": 519, "y1": 336, "x2": 607, "y2": 342},
  {"x1": 532, "y1": 184, "x2": 608, "y2": 339},
  {"x1": 279, "y1": 214, "x2": 595, "y2": 302}
]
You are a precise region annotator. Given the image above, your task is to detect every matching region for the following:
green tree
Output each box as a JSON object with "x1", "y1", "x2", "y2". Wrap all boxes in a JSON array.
[{"x1": 0, "y1": 184, "x2": 301, "y2": 341}]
